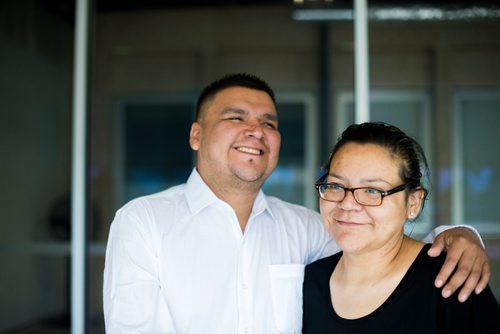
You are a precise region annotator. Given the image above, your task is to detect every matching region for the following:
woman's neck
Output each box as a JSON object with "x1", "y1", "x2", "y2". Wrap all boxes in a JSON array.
[
  {"x1": 330, "y1": 236, "x2": 424, "y2": 319},
  {"x1": 340, "y1": 236, "x2": 419, "y2": 282}
]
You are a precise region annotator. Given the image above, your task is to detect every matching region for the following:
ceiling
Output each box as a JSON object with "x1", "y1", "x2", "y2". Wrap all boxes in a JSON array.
[
  {"x1": 94, "y1": 1, "x2": 500, "y2": 12},
  {"x1": 39, "y1": 0, "x2": 500, "y2": 22}
]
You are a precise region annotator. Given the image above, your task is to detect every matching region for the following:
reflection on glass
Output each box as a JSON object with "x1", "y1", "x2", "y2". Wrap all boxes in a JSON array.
[
  {"x1": 119, "y1": 102, "x2": 194, "y2": 204},
  {"x1": 263, "y1": 102, "x2": 307, "y2": 206},
  {"x1": 0, "y1": 0, "x2": 74, "y2": 332},
  {"x1": 457, "y1": 93, "x2": 500, "y2": 227}
]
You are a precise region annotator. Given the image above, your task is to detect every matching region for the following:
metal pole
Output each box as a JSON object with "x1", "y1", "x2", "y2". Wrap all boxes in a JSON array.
[
  {"x1": 354, "y1": 0, "x2": 370, "y2": 123},
  {"x1": 318, "y1": 23, "x2": 330, "y2": 164},
  {"x1": 71, "y1": 0, "x2": 89, "y2": 333}
]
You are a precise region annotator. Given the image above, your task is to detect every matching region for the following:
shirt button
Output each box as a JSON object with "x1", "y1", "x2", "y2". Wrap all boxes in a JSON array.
[{"x1": 241, "y1": 284, "x2": 248, "y2": 290}]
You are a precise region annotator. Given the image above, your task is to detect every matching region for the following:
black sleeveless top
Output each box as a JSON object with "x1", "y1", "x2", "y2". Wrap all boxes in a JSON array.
[{"x1": 302, "y1": 244, "x2": 500, "y2": 333}]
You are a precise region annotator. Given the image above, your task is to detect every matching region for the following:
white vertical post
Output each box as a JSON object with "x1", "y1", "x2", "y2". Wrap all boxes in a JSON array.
[
  {"x1": 71, "y1": 0, "x2": 89, "y2": 333},
  {"x1": 354, "y1": 0, "x2": 370, "y2": 123}
]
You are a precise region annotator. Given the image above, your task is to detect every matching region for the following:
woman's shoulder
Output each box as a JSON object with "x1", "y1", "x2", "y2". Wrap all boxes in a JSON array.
[
  {"x1": 305, "y1": 252, "x2": 342, "y2": 276},
  {"x1": 413, "y1": 243, "x2": 446, "y2": 268}
]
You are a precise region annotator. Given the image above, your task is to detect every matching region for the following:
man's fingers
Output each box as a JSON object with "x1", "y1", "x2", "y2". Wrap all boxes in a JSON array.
[
  {"x1": 430, "y1": 226, "x2": 491, "y2": 301},
  {"x1": 439, "y1": 240, "x2": 488, "y2": 302},
  {"x1": 428, "y1": 234, "x2": 447, "y2": 257},
  {"x1": 440, "y1": 260, "x2": 471, "y2": 298},
  {"x1": 474, "y1": 261, "x2": 491, "y2": 295},
  {"x1": 434, "y1": 251, "x2": 463, "y2": 289},
  {"x1": 455, "y1": 258, "x2": 482, "y2": 302}
]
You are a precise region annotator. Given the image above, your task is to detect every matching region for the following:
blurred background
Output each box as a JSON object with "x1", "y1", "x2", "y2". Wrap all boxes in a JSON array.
[{"x1": 1, "y1": 0, "x2": 499, "y2": 333}]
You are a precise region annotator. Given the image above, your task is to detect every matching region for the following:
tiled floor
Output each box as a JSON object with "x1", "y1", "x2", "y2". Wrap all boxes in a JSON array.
[
  {"x1": 4, "y1": 314, "x2": 104, "y2": 334},
  {"x1": 8, "y1": 325, "x2": 69, "y2": 334}
]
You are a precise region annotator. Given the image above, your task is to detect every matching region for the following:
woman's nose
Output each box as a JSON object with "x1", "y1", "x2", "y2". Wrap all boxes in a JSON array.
[{"x1": 337, "y1": 190, "x2": 362, "y2": 210}]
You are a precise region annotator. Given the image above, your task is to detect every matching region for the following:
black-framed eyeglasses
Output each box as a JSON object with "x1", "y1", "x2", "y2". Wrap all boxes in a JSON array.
[{"x1": 314, "y1": 173, "x2": 414, "y2": 207}]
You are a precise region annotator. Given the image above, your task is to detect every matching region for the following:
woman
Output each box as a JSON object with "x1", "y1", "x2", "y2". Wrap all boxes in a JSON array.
[{"x1": 302, "y1": 122, "x2": 499, "y2": 333}]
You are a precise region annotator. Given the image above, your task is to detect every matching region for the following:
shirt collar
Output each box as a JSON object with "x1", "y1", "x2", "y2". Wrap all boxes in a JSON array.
[
  {"x1": 185, "y1": 168, "x2": 219, "y2": 216},
  {"x1": 251, "y1": 189, "x2": 275, "y2": 221},
  {"x1": 185, "y1": 168, "x2": 275, "y2": 221}
]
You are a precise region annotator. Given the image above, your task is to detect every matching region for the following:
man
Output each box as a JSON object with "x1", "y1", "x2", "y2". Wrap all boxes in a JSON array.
[{"x1": 103, "y1": 73, "x2": 490, "y2": 333}]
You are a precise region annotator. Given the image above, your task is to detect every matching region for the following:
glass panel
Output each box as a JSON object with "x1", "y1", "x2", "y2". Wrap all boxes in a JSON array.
[
  {"x1": 456, "y1": 93, "x2": 500, "y2": 230},
  {"x1": 484, "y1": 239, "x2": 500, "y2": 305},
  {"x1": 0, "y1": 0, "x2": 74, "y2": 332},
  {"x1": 367, "y1": 4, "x2": 500, "y2": 301},
  {"x1": 121, "y1": 102, "x2": 194, "y2": 204},
  {"x1": 263, "y1": 102, "x2": 306, "y2": 206},
  {"x1": 89, "y1": 254, "x2": 106, "y2": 333},
  {"x1": 371, "y1": 100, "x2": 423, "y2": 139},
  {"x1": 345, "y1": 94, "x2": 427, "y2": 143},
  {"x1": 340, "y1": 92, "x2": 432, "y2": 235},
  {"x1": 112, "y1": 99, "x2": 312, "y2": 208},
  {"x1": 0, "y1": 252, "x2": 71, "y2": 333},
  {"x1": 89, "y1": 1, "x2": 500, "y2": 328}
]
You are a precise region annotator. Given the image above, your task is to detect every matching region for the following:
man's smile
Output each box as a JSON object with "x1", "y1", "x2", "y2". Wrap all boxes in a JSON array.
[{"x1": 236, "y1": 146, "x2": 262, "y2": 155}]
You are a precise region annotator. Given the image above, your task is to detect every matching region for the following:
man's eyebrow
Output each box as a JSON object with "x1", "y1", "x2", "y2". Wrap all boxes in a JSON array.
[
  {"x1": 262, "y1": 113, "x2": 278, "y2": 122},
  {"x1": 221, "y1": 108, "x2": 278, "y2": 122},
  {"x1": 221, "y1": 108, "x2": 247, "y2": 116}
]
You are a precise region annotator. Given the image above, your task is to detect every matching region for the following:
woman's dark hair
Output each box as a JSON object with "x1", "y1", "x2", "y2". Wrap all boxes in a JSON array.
[
  {"x1": 325, "y1": 122, "x2": 429, "y2": 197},
  {"x1": 195, "y1": 73, "x2": 276, "y2": 121}
]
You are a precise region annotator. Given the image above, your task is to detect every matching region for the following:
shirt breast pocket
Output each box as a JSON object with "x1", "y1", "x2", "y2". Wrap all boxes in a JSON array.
[{"x1": 268, "y1": 264, "x2": 305, "y2": 334}]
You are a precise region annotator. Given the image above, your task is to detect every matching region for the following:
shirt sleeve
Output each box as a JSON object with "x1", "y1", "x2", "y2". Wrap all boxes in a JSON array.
[
  {"x1": 422, "y1": 224, "x2": 485, "y2": 248},
  {"x1": 103, "y1": 203, "x2": 176, "y2": 333},
  {"x1": 304, "y1": 211, "x2": 341, "y2": 264}
]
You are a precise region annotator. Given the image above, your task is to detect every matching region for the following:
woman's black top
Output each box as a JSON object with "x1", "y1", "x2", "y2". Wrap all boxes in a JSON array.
[{"x1": 302, "y1": 244, "x2": 500, "y2": 333}]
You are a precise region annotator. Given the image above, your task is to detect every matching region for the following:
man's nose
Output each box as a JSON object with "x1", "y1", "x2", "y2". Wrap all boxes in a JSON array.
[{"x1": 244, "y1": 121, "x2": 264, "y2": 138}]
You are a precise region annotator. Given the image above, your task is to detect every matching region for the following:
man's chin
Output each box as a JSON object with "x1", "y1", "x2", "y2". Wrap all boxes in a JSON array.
[{"x1": 233, "y1": 170, "x2": 270, "y2": 184}]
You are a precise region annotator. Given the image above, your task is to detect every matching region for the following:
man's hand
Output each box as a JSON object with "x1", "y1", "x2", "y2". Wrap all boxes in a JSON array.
[{"x1": 428, "y1": 227, "x2": 491, "y2": 302}]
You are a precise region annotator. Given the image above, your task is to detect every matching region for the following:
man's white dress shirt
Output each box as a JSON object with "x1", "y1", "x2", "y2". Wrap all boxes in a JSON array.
[
  {"x1": 104, "y1": 169, "x2": 337, "y2": 333},
  {"x1": 103, "y1": 168, "x2": 477, "y2": 333}
]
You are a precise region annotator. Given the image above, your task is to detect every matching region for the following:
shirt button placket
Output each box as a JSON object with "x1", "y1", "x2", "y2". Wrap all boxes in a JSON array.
[{"x1": 238, "y1": 237, "x2": 252, "y2": 334}]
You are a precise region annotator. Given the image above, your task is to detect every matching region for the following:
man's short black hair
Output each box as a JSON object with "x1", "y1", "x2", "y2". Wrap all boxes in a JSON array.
[{"x1": 195, "y1": 73, "x2": 276, "y2": 121}]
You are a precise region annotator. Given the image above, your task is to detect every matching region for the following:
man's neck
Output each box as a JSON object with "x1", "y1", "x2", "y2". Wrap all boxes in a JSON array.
[
  {"x1": 199, "y1": 171, "x2": 261, "y2": 232},
  {"x1": 219, "y1": 186, "x2": 260, "y2": 232}
]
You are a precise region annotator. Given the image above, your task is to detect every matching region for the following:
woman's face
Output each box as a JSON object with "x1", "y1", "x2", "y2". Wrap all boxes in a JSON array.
[{"x1": 319, "y1": 142, "x2": 423, "y2": 255}]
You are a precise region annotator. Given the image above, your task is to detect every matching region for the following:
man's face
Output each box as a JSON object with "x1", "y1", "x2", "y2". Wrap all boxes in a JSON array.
[{"x1": 190, "y1": 86, "x2": 281, "y2": 190}]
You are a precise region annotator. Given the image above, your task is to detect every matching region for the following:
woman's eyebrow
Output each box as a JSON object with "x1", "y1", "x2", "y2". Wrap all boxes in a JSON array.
[
  {"x1": 327, "y1": 173, "x2": 344, "y2": 181},
  {"x1": 327, "y1": 172, "x2": 391, "y2": 186}
]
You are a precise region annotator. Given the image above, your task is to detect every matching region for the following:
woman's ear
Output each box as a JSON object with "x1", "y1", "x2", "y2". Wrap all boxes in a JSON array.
[{"x1": 407, "y1": 189, "x2": 426, "y2": 220}]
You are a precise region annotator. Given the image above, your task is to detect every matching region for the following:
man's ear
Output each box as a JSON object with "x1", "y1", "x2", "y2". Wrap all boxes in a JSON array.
[{"x1": 189, "y1": 122, "x2": 201, "y2": 151}]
